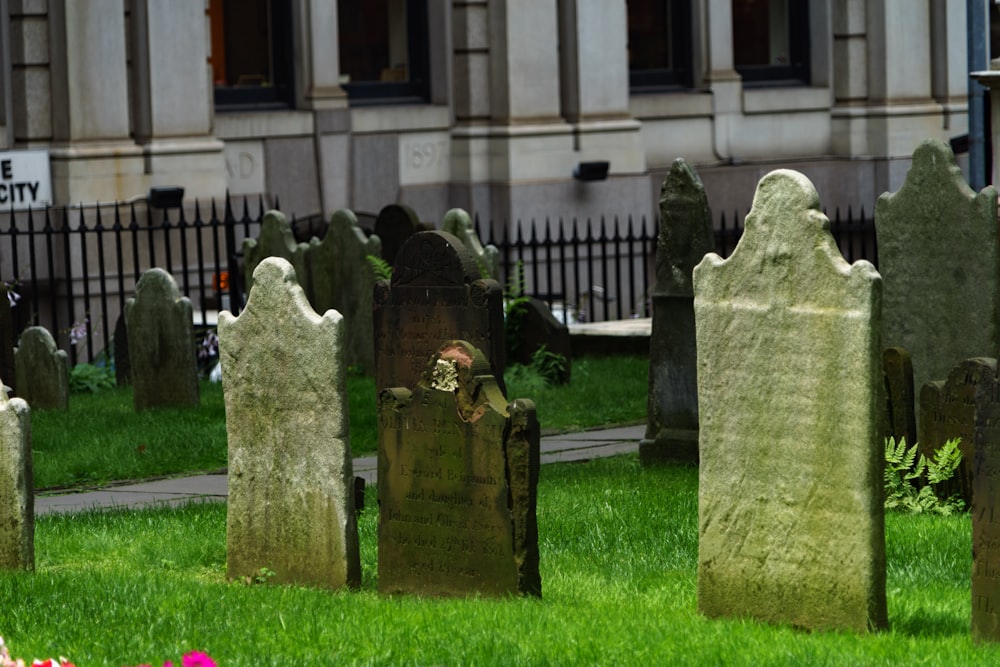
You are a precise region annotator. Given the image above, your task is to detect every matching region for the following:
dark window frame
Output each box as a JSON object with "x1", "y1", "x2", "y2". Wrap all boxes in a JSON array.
[
  {"x1": 627, "y1": 0, "x2": 694, "y2": 92},
  {"x1": 733, "y1": 1, "x2": 810, "y2": 87}
]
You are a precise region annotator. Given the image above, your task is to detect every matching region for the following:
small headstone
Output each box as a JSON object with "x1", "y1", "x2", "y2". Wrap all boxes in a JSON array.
[
  {"x1": 0, "y1": 294, "x2": 15, "y2": 395},
  {"x1": 125, "y1": 268, "x2": 200, "y2": 411},
  {"x1": 220, "y1": 257, "x2": 361, "y2": 589},
  {"x1": 883, "y1": 346, "x2": 917, "y2": 448},
  {"x1": 377, "y1": 340, "x2": 540, "y2": 597},
  {"x1": 308, "y1": 209, "x2": 382, "y2": 374},
  {"x1": 694, "y1": 169, "x2": 887, "y2": 632},
  {"x1": 441, "y1": 208, "x2": 500, "y2": 280},
  {"x1": 374, "y1": 204, "x2": 428, "y2": 269},
  {"x1": 875, "y1": 139, "x2": 1000, "y2": 410},
  {"x1": 113, "y1": 313, "x2": 131, "y2": 386},
  {"x1": 972, "y1": 360, "x2": 1000, "y2": 641},
  {"x1": 243, "y1": 210, "x2": 311, "y2": 296},
  {"x1": 508, "y1": 296, "x2": 571, "y2": 384},
  {"x1": 373, "y1": 230, "x2": 506, "y2": 395},
  {"x1": 641, "y1": 158, "x2": 714, "y2": 465},
  {"x1": 0, "y1": 385, "x2": 32, "y2": 570},
  {"x1": 14, "y1": 327, "x2": 68, "y2": 411}
]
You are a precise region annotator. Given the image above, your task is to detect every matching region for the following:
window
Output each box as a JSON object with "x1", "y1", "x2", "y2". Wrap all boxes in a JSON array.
[
  {"x1": 209, "y1": 0, "x2": 295, "y2": 109},
  {"x1": 732, "y1": 0, "x2": 809, "y2": 85},
  {"x1": 626, "y1": 0, "x2": 693, "y2": 90},
  {"x1": 337, "y1": 0, "x2": 430, "y2": 104}
]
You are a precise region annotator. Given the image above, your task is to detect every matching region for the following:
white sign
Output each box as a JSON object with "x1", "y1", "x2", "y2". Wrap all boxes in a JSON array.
[{"x1": 0, "y1": 150, "x2": 51, "y2": 210}]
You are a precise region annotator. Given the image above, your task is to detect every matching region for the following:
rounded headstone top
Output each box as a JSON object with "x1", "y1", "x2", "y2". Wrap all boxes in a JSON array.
[{"x1": 391, "y1": 230, "x2": 482, "y2": 287}]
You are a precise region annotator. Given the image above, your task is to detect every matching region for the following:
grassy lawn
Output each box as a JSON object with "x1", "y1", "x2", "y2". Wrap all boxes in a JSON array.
[
  {"x1": 1, "y1": 455, "x2": 993, "y2": 666},
  {"x1": 31, "y1": 355, "x2": 648, "y2": 491}
]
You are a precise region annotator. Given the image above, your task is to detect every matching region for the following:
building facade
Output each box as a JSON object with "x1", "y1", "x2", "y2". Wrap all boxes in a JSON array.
[{"x1": 0, "y1": 0, "x2": 975, "y2": 230}]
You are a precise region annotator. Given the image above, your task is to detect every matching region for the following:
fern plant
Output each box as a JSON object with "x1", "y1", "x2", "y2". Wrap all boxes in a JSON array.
[
  {"x1": 884, "y1": 436, "x2": 965, "y2": 515},
  {"x1": 366, "y1": 255, "x2": 392, "y2": 282}
]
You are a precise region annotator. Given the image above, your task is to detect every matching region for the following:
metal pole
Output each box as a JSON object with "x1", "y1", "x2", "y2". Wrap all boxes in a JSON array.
[{"x1": 969, "y1": 0, "x2": 989, "y2": 189}]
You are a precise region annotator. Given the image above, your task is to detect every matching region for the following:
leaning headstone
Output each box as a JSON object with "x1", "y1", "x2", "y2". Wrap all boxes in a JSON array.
[
  {"x1": 14, "y1": 327, "x2": 68, "y2": 411},
  {"x1": 883, "y1": 346, "x2": 917, "y2": 448},
  {"x1": 508, "y1": 296, "x2": 571, "y2": 384},
  {"x1": 694, "y1": 169, "x2": 887, "y2": 632},
  {"x1": 972, "y1": 361, "x2": 1000, "y2": 642},
  {"x1": 0, "y1": 385, "x2": 32, "y2": 570},
  {"x1": 441, "y1": 208, "x2": 500, "y2": 280},
  {"x1": 308, "y1": 209, "x2": 382, "y2": 374},
  {"x1": 243, "y1": 210, "x2": 310, "y2": 296},
  {"x1": 373, "y1": 230, "x2": 506, "y2": 395},
  {"x1": 378, "y1": 340, "x2": 540, "y2": 597},
  {"x1": 220, "y1": 257, "x2": 361, "y2": 589},
  {"x1": 640, "y1": 158, "x2": 714, "y2": 466},
  {"x1": 875, "y1": 139, "x2": 1000, "y2": 409},
  {"x1": 113, "y1": 313, "x2": 131, "y2": 387},
  {"x1": 374, "y1": 204, "x2": 427, "y2": 269},
  {"x1": 0, "y1": 293, "x2": 15, "y2": 394},
  {"x1": 125, "y1": 268, "x2": 200, "y2": 410}
]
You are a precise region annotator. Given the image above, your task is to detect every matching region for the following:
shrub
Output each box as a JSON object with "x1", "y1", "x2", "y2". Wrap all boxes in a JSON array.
[{"x1": 884, "y1": 436, "x2": 965, "y2": 515}]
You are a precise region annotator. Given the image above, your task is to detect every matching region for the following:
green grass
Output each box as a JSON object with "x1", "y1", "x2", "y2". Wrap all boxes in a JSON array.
[
  {"x1": 2, "y1": 456, "x2": 994, "y2": 666},
  {"x1": 30, "y1": 356, "x2": 648, "y2": 491}
]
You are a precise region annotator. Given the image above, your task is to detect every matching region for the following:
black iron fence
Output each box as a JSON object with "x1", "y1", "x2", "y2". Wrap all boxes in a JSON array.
[{"x1": 0, "y1": 197, "x2": 877, "y2": 365}]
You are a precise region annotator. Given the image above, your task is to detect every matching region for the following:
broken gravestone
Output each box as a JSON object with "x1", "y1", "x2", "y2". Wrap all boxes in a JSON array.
[
  {"x1": 14, "y1": 326, "x2": 68, "y2": 411},
  {"x1": 219, "y1": 257, "x2": 361, "y2": 589},
  {"x1": 0, "y1": 384, "x2": 32, "y2": 570},
  {"x1": 125, "y1": 268, "x2": 200, "y2": 410},
  {"x1": 694, "y1": 169, "x2": 887, "y2": 632},
  {"x1": 377, "y1": 339, "x2": 540, "y2": 597},
  {"x1": 641, "y1": 158, "x2": 714, "y2": 465}
]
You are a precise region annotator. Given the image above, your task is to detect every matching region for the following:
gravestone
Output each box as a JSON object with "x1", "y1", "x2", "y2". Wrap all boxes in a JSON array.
[
  {"x1": 374, "y1": 204, "x2": 427, "y2": 269},
  {"x1": 509, "y1": 296, "x2": 572, "y2": 384},
  {"x1": 308, "y1": 209, "x2": 382, "y2": 374},
  {"x1": 640, "y1": 158, "x2": 714, "y2": 466},
  {"x1": 0, "y1": 294, "x2": 14, "y2": 394},
  {"x1": 378, "y1": 340, "x2": 540, "y2": 597},
  {"x1": 441, "y1": 208, "x2": 500, "y2": 280},
  {"x1": 875, "y1": 139, "x2": 1000, "y2": 410},
  {"x1": 14, "y1": 326, "x2": 68, "y2": 411},
  {"x1": 693, "y1": 169, "x2": 887, "y2": 632},
  {"x1": 883, "y1": 346, "x2": 917, "y2": 448},
  {"x1": 220, "y1": 257, "x2": 361, "y2": 589},
  {"x1": 125, "y1": 268, "x2": 200, "y2": 411},
  {"x1": 373, "y1": 230, "x2": 506, "y2": 396},
  {"x1": 243, "y1": 210, "x2": 310, "y2": 296},
  {"x1": 972, "y1": 360, "x2": 1000, "y2": 641},
  {"x1": 113, "y1": 313, "x2": 131, "y2": 386},
  {"x1": 0, "y1": 385, "x2": 32, "y2": 570},
  {"x1": 918, "y1": 358, "x2": 997, "y2": 506}
]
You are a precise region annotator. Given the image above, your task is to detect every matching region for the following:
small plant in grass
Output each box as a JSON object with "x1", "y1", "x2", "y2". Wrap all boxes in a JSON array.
[
  {"x1": 68, "y1": 363, "x2": 115, "y2": 394},
  {"x1": 884, "y1": 436, "x2": 965, "y2": 515}
]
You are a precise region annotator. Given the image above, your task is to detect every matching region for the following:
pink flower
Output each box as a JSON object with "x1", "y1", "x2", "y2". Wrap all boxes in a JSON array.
[{"x1": 180, "y1": 653, "x2": 215, "y2": 667}]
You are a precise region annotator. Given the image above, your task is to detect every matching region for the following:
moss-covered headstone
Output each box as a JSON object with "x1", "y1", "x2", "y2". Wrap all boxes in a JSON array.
[
  {"x1": 219, "y1": 257, "x2": 361, "y2": 590},
  {"x1": 640, "y1": 158, "x2": 714, "y2": 465},
  {"x1": 441, "y1": 208, "x2": 500, "y2": 280},
  {"x1": 14, "y1": 326, "x2": 68, "y2": 411},
  {"x1": 0, "y1": 385, "x2": 31, "y2": 570},
  {"x1": 243, "y1": 209, "x2": 310, "y2": 296},
  {"x1": 693, "y1": 169, "x2": 887, "y2": 632}
]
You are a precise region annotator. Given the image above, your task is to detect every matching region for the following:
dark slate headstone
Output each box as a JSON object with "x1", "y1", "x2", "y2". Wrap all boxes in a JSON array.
[
  {"x1": 374, "y1": 204, "x2": 428, "y2": 269},
  {"x1": 883, "y1": 346, "x2": 917, "y2": 448},
  {"x1": 972, "y1": 360, "x2": 1000, "y2": 642},
  {"x1": 308, "y1": 209, "x2": 382, "y2": 374},
  {"x1": 641, "y1": 158, "x2": 714, "y2": 465},
  {"x1": 113, "y1": 313, "x2": 131, "y2": 387},
  {"x1": 377, "y1": 340, "x2": 540, "y2": 597},
  {"x1": 243, "y1": 210, "x2": 310, "y2": 296},
  {"x1": 0, "y1": 294, "x2": 15, "y2": 394},
  {"x1": 373, "y1": 230, "x2": 506, "y2": 396},
  {"x1": 125, "y1": 268, "x2": 200, "y2": 411},
  {"x1": 0, "y1": 385, "x2": 31, "y2": 570},
  {"x1": 14, "y1": 327, "x2": 68, "y2": 411},
  {"x1": 509, "y1": 296, "x2": 571, "y2": 384}
]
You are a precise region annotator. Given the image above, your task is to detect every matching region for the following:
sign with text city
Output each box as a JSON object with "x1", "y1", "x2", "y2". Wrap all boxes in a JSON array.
[{"x1": 0, "y1": 150, "x2": 51, "y2": 211}]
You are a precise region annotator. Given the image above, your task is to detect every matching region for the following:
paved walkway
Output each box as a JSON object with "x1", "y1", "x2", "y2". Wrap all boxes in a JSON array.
[{"x1": 34, "y1": 424, "x2": 645, "y2": 516}]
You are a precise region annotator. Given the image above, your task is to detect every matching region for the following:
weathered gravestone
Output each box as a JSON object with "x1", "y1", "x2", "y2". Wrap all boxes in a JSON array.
[
  {"x1": 441, "y1": 208, "x2": 500, "y2": 280},
  {"x1": 374, "y1": 204, "x2": 428, "y2": 268},
  {"x1": 113, "y1": 313, "x2": 131, "y2": 386},
  {"x1": 0, "y1": 385, "x2": 32, "y2": 570},
  {"x1": 378, "y1": 339, "x2": 540, "y2": 596},
  {"x1": 308, "y1": 209, "x2": 382, "y2": 374},
  {"x1": 508, "y1": 296, "x2": 571, "y2": 384},
  {"x1": 693, "y1": 169, "x2": 887, "y2": 632},
  {"x1": 875, "y1": 139, "x2": 1000, "y2": 410},
  {"x1": 0, "y1": 293, "x2": 15, "y2": 394},
  {"x1": 883, "y1": 346, "x2": 917, "y2": 448},
  {"x1": 971, "y1": 359, "x2": 1000, "y2": 641},
  {"x1": 918, "y1": 358, "x2": 997, "y2": 506},
  {"x1": 243, "y1": 210, "x2": 310, "y2": 296},
  {"x1": 125, "y1": 268, "x2": 200, "y2": 410},
  {"x1": 373, "y1": 230, "x2": 506, "y2": 395},
  {"x1": 219, "y1": 257, "x2": 361, "y2": 589},
  {"x1": 14, "y1": 326, "x2": 68, "y2": 411},
  {"x1": 640, "y1": 158, "x2": 714, "y2": 466}
]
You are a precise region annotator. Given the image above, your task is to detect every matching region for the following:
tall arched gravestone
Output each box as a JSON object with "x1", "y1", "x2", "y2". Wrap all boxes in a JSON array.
[
  {"x1": 441, "y1": 208, "x2": 500, "y2": 280},
  {"x1": 243, "y1": 210, "x2": 310, "y2": 296},
  {"x1": 694, "y1": 169, "x2": 887, "y2": 632},
  {"x1": 883, "y1": 346, "x2": 917, "y2": 448},
  {"x1": 875, "y1": 139, "x2": 1000, "y2": 415},
  {"x1": 14, "y1": 326, "x2": 68, "y2": 411},
  {"x1": 640, "y1": 158, "x2": 714, "y2": 465},
  {"x1": 0, "y1": 385, "x2": 31, "y2": 570},
  {"x1": 219, "y1": 257, "x2": 361, "y2": 590},
  {"x1": 377, "y1": 340, "x2": 540, "y2": 597},
  {"x1": 373, "y1": 230, "x2": 506, "y2": 396},
  {"x1": 374, "y1": 203, "x2": 428, "y2": 269}
]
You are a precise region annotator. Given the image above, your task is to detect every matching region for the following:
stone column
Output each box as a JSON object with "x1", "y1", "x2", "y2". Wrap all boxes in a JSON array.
[
  {"x1": 129, "y1": 0, "x2": 226, "y2": 199},
  {"x1": 703, "y1": 0, "x2": 741, "y2": 161}
]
